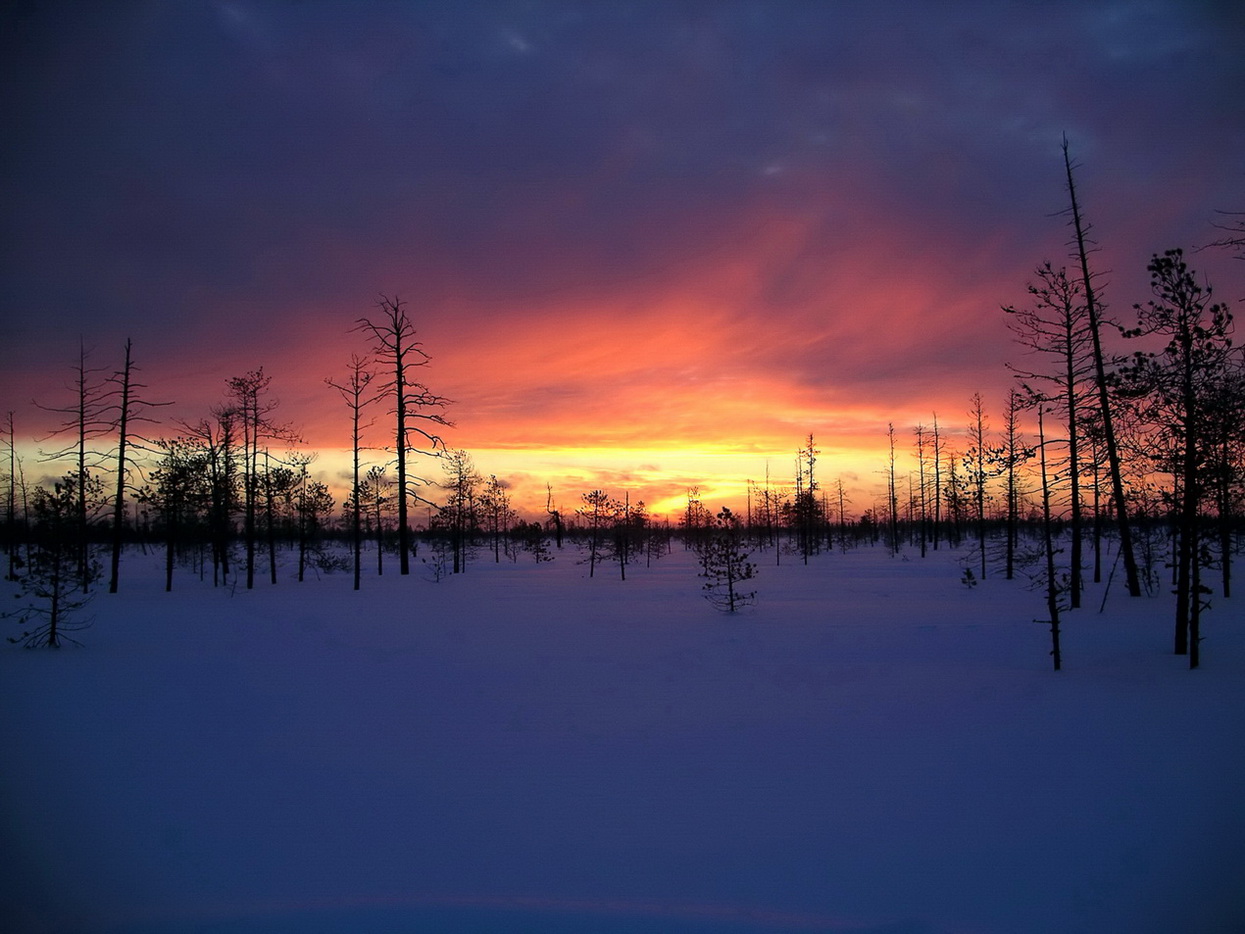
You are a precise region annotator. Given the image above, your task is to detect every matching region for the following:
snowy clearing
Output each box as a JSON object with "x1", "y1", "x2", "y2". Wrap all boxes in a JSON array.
[{"x1": 2, "y1": 543, "x2": 1243, "y2": 934}]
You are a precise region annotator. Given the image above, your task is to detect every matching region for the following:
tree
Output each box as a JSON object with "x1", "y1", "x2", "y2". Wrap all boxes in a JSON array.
[
  {"x1": 141, "y1": 436, "x2": 210, "y2": 592},
  {"x1": 104, "y1": 338, "x2": 172, "y2": 593},
  {"x1": 578, "y1": 489, "x2": 615, "y2": 578},
  {"x1": 991, "y1": 389, "x2": 1034, "y2": 581},
  {"x1": 181, "y1": 408, "x2": 240, "y2": 586},
  {"x1": 1034, "y1": 403, "x2": 1066, "y2": 671},
  {"x1": 354, "y1": 295, "x2": 451, "y2": 575},
  {"x1": 291, "y1": 457, "x2": 335, "y2": 583},
  {"x1": 886, "y1": 424, "x2": 900, "y2": 557},
  {"x1": 358, "y1": 465, "x2": 393, "y2": 576},
  {"x1": 930, "y1": 414, "x2": 944, "y2": 550},
  {"x1": 834, "y1": 477, "x2": 851, "y2": 553},
  {"x1": 226, "y1": 369, "x2": 295, "y2": 589},
  {"x1": 700, "y1": 507, "x2": 757, "y2": 613},
  {"x1": 611, "y1": 492, "x2": 645, "y2": 580},
  {"x1": 1062, "y1": 136, "x2": 1141, "y2": 597},
  {"x1": 36, "y1": 340, "x2": 111, "y2": 592},
  {"x1": 6, "y1": 476, "x2": 96, "y2": 647},
  {"x1": 545, "y1": 484, "x2": 565, "y2": 549},
  {"x1": 681, "y1": 486, "x2": 713, "y2": 553},
  {"x1": 515, "y1": 520, "x2": 554, "y2": 563},
  {"x1": 792, "y1": 434, "x2": 821, "y2": 563},
  {"x1": 913, "y1": 424, "x2": 931, "y2": 558},
  {"x1": 1121, "y1": 249, "x2": 1236, "y2": 667},
  {"x1": 963, "y1": 394, "x2": 995, "y2": 580},
  {"x1": 750, "y1": 466, "x2": 787, "y2": 561},
  {"x1": 479, "y1": 474, "x2": 516, "y2": 563},
  {"x1": 326, "y1": 355, "x2": 381, "y2": 590},
  {"x1": 1203, "y1": 210, "x2": 1245, "y2": 261},
  {"x1": 1005, "y1": 262, "x2": 1092, "y2": 603},
  {"x1": 1202, "y1": 362, "x2": 1245, "y2": 599},
  {"x1": 943, "y1": 453, "x2": 968, "y2": 547},
  {"x1": 3, "y1": 411, "x2": 25, "y2": 581},
  {"x1": 437, "y1": 449, "x2": 480, "y2": 574}
]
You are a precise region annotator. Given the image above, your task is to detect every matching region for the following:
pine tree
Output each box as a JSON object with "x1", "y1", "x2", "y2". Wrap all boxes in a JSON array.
[{"x1": 700, "y1": 508, "x2": 757, "y2": 613}]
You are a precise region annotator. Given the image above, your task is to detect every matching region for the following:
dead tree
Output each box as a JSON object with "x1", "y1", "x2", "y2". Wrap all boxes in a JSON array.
[
  {"x1": 354, "y1": 295, "x2": 451, "y2": 575},
  {"x1": 1036, "y1": 405, "x2": 1064, "y2": 671},
  {"x1": 105, "y1": 338, "x2": 172, "y2": 593},
  {"x1": 1062, "y1": 136, "x2": 1141, "y2": 597},
  {"x1": 36, "y1": 340, "x2": 110, "y2": 592},
  {"x1": 3, "y1": 411, "x2": 24, "y2": 581},
  {"x1": 326, "y1": 355, "x2": 381, "y2": 590},
  {"x1": 1005, "y1": 263, "x2": 1092, "y2": 604}
]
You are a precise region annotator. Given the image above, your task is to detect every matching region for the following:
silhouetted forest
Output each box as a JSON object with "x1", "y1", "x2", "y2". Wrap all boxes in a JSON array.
[{"x1": 4, "y1": 151, "x2": 1243, "y2": 668}]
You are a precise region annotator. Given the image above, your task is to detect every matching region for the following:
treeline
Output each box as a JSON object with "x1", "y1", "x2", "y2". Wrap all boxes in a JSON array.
[{"x1": 3, "y1": 142, "x2": 1243, "y2": 666}]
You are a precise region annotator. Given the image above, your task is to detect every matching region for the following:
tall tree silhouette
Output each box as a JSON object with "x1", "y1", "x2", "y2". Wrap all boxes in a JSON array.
[
  {"x1": 36, "y1": 340, "x2": 110, "y2": 592},
  {"x1": 326, "y1": 355, "x2": 381, "y2": 590},
  {"x1": 105, "y1": 339, "x2": 172, "y2": 593},
  {"x1": 1062, "y1": 137, "x2": 1141, "y2": 597},
  {"x1": 963, "y1": 394, "x2": 995, "y2": 580},
  {"x1": 1121, "y1": 249, "x2": 1236, "y2": 667},
  {"x1": 225, "y1": 369, "x2": 296, "y2": 589},
  {"x1": 438, "y1": 449, "x2": 480, "y2": 574},
  {"x1": 1005, "y1": 263, "x2": 1091, "y2": 604},
  {"x1": 1034, "y1": 403, "x2": 1065, "y2": 671},
  {"x1": 354, "y1": 295, "x2": 451, "y2": 575},
  {"x1": 3, "y1": 411, "x2": 22, "y2": 581}
]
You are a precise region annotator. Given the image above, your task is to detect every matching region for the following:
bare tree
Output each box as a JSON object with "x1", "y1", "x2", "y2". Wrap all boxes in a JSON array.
[
  {"x1": 1005, "y1": 263, "x2": 1091, "y2": 604},
  {"x1": 792, "y1": 434, "x2": 821, "y2": 563},
  {"x1": 326, "y1": 355, "x2": 381, "y2": 590},
  {"x1": 36, "y1": 340, "x2": 111, "y2": 592},
  {"x1": 886, "y1": 424, "x2": 900, "y2": 557},
  {"x1": 1034, "y1": 403, "x2": 1065, "y2": 671},
  {"x1": 354, "y1": 295, "x2": 451, "y2": 575},
  {"x1": 930, "y1": 414, "x2": 944, "y2": 550},
  {"x1": 914, "y1": 424, "x2": 930, "y2": 558},
  {"x1": 545, "y1": 483, "x2": 564, "y2": 549},
  {"x1": 1062, "y1": 136, "x2": 1141, "y2": 597},
  {"x1": 3, "y1": 411, "x2": 24, "y2": 581},
  {"x1": 1203, "y1": 210, "x2": 1245, "y2": 261},
  {"x1": 992, "y1": 389, "x2": 1034, "y2": 581},
  {"x1": 105, "y1": 339, "x2": 172, "y2": 593}
]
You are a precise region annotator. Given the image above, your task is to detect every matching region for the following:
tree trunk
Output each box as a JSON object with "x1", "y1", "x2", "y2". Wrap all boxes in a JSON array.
[
  {"x1": 109, "y1": 339, "x2": 133, "y2": 593},
  {"x1": 1063, "y1": 138, "x2": 1141, "y2": 598}
]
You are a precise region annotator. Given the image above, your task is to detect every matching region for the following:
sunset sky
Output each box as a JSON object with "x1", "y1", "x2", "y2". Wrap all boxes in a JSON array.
[{"x1": 3, "y1": 0, "x2": 1243, "y2": 519}]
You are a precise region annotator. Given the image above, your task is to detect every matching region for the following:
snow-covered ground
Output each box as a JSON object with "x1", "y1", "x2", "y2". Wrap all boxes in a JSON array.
[{"x1": 2, "y1": 541, "x2": 1242, "y2": 934}]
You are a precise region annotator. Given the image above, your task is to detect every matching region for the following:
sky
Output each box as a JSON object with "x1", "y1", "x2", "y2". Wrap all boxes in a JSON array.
[{"x1": 2, "y1": 0, "x2": 1243, "y2": 519}]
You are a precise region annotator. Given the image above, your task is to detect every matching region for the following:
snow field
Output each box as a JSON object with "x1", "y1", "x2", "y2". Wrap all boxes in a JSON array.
[{"x1": 2, "y1": 543, "x2": 1242, "y2": 933}]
